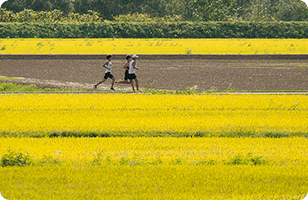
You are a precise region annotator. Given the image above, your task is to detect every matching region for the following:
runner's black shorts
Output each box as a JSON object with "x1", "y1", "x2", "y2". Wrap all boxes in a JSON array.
[
  {"x1": 124, "y1": 70, "x2": 129, "y2": 81},
  {"x1": 128, "y1": 74, "x2": 137, "y2": 80},
  {"x1": 104, "y1": 72, "x2": 114, "y2": 79}
]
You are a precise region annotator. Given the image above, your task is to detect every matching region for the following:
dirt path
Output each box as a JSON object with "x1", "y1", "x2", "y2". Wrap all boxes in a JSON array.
[{"x1": 0, "y1": 55, "x2": 308, "y2": 91}]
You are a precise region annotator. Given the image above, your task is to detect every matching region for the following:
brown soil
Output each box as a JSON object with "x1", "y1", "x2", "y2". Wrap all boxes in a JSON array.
[{"x1": 0, "y1": 55, "x2": 308, "y2": 91}]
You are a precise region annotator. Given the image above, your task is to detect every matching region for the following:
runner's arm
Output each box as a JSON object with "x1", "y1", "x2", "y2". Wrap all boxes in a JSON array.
[
  {"x1": 132, "y1": 61, "x2": 139, "y2": 70},
  {"x1": 103, "y1": 61, "x2": 111, "y2": 70}
]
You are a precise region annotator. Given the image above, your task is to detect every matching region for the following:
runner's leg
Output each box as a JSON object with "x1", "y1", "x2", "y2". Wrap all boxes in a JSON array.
[
  {"x1": 135, "y1": 78, "x2": 139, "y2": 91},
  {"x1": 121, "y1": 71, "x2": 130, "y2": 84},
  {"x1": 130, "y1": 79, "x2": 135, "y2": 91},
  {"x1": 96, "y1": 79, "x2": 106, "y2": 86},
  {"x1": 111, "y1": 77, "x2": 115, "y2": 88}
]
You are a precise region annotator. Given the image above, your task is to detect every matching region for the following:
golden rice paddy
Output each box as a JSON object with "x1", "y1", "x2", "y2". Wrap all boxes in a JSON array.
[
  {"x1": 0, "y1": 94, "x2": 308, "y2": 136},
  {"x1": 1, "y1": 92, "x2": 308, "y2": 199},
  {"x1": 0, "y1": 137, "x2": 307, "y2": 199},
  {"x1": 0, "y1": 38, "x2": 308, "y2": 54}
]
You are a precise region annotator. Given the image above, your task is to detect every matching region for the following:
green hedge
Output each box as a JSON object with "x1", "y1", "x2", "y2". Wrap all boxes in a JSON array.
[{"x1": 0, "y1": 21, "x2": 307, "y2": 38}]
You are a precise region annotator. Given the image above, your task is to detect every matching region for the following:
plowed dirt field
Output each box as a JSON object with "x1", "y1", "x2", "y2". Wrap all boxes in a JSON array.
[{"x1": 1, "y1": 55, "x2": 307, "y2": 91}]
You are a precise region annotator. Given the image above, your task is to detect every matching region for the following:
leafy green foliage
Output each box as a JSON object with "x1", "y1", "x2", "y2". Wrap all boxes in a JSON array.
[
  {"x1": 194, "y1": 0, "x2": 237, "y2": 21},
  {"x1": 0, "y1": 150, "x2": 32, "y2": 167},
  {"x1": 0, "y1": 9, "x2": 103, "y2": 23},
  {"x1": 224, "y1": 153, "x2": 268, "y2": 165},
  {"x1": 1, "y1": 0, "x2": 73, "y2": 15},
  {"x1": 113, "y1": 13, "x2": 182, "y2": 22},
  {"x1": 2, "y1": 0, "x2": 307, "y2": 21},
  {"x1": 0, "y1": 151, "x2": 62, "y2": 167},
  {"x1": 1, "y1": 21, "x2": 308, "y2": 38}
]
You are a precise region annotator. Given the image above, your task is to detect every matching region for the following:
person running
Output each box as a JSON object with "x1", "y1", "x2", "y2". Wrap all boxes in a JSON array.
[
  {"x1": 94, "y1": 54, "x2": 116, "y2": 91},
  {"x1": 116, "y1": 55, "x2": 131, "y2": 85},
  {"x1": 128, "y1": 54, "x2": 139, "y2": 92}
]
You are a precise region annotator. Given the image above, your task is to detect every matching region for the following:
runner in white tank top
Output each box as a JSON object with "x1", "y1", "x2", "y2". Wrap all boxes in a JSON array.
[
  {"x1": 105, "y1": 60, "x2": 112, "y2": 73},
  {"x1": 128, "y1": 54, "x2": 139, "y2": 92},
  {"x1": 94, "y1": 54, "x2": 116, "y2": 91},
  {"x1": 129, "y1": 59, "x2": 135, "y2": 74}
]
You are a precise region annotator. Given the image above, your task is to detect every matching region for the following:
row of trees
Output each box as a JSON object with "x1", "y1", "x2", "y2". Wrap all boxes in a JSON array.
[{"x1": 1, "y1": 0, "x2": 308, "y2": 21}]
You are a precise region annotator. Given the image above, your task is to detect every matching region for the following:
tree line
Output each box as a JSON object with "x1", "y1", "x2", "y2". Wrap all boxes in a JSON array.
[{"x1": 1, "y1": 0, "x2": 308, "y2": 21}]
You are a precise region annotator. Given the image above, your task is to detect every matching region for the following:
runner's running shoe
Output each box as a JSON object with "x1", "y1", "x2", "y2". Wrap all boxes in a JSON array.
[{"x1": 116, "y1": 80, "x2": 122, "y2": 85}]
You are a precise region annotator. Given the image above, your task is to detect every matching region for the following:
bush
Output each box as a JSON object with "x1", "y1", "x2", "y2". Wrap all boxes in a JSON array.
[
  {"x1": 224, "y1": 154, "x2": 268, "y2": 165},
  {"x1": 0, "y1": 9, "x2": 103, "y2": 23},
  {"x1": 0, "y1": 21, "x2": 308, "y2": 38},
  {"x1": 113, "y1": 13, "x2": 182, "y2": 22},
  {"x1": 0, "y1": 150, "x2": 32, "y2": 167}
]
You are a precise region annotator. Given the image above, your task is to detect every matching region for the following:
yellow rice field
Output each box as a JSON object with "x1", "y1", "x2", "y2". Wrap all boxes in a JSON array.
[
  {"x1": 1, "y1": 94, "x2": 308, "y2": 136},
  {"x1": 0, "y1": 164, "x2": 306, "y2": 199},
  {"x1": 0, "y1": 137, "x2": 308, "y2": 199},
  {"x1": 0, "y1": 137, "x2": 307, "y2": 166},
  {"x1": 0, "y1": 38, "x2": 308, "y2": 54},
  {"x1": 1, "y1": 93, "x2": 308, "y2": 199}
]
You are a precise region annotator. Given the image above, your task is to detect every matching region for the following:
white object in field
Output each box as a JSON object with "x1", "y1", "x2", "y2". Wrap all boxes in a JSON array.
[
  {"x1": 0, "y1": 192, "x2": 6, "y2": 200},
  {"x1": 303, "y1": 193, "x2": 308, "y2": 200}
]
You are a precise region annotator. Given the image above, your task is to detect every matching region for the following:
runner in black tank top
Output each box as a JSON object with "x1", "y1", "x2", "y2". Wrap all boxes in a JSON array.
[{"x1": 116, "y1": 55, "x2": 131, "y2": 85}]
